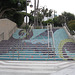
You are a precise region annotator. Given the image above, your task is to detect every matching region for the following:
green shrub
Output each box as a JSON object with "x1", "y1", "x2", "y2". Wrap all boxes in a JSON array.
[
  {"x1": 42, "y1": 21, "x2": 47, "y2": 26},
  {"x1": 35, "y1": 26, "x2": 41, "y2": 29},
  {"x1": 68, "y1": 20, "x2": 75, "y2": 31},
  {"x1": 22, "y1": 25, "x2": 29, "y2": 29},
  {"x1": 13, "y1": 12, "x2": 24, "y2": 27}
]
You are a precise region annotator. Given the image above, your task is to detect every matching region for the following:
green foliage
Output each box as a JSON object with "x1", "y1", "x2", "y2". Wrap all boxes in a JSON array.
[
  {"x1": 22, "y1": 25, "x2": 29, "y2": 29},
  {"x1": 35, "y1": 26, "x2": 41, "y2": 29},
  {"x1": 42, "y1": 21, "x2": 48, "y2": 26},
  {"x1": 21, "y1": 12, "x2": 34, "y2": 25},
  {"x1": 52, "y1": 12, "x2": 75, "y2": 27},
  {"x1": 41, "y1": 8, "x2": 53, "y2": 17},
  {"x1": 0, "y1": 0, "x2": 27, "y2": 24},
  {"x1": 0, "y1": 0, "x2": 32, "y2": 28},
  {"x1": 62, "y1": 12, "x2": 75, "y2": 23},
  {"x1": 42, "y1": 19, "x2": 53, "y2": 26},
  {"x1": 42, "y1": 11, "x2": 75, "y2": 27},
  {"x1": 53, "y1": 17, "x2": 58, "y2": 27},
  {"x1": 2, "y1": 10, "x2": 16, "y2": 20},
  {"x1": 28, "y1": 14, "x2": 34, "y2": 25},
  {"x1": 13, "y1": 12, "x2": 24, "y2": 27},
  {"x1": 68, "y1": 20, "x2": 75, "y2": 31},
  {"x1": 38, "y1": 13, "x2": 43, "y2": 25},
  {"x1": 0, "y1": 0, "x2": 26, "y2": 11},
  {"x1": 47, "y1": 19, "x2": 53, "y2": 24},
  {"x1": 53, "y1": 17, "x2": 62, "y2": 27}
]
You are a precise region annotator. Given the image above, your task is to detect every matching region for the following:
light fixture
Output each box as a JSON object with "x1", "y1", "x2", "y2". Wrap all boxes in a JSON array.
[
  {"x1": 18, "y1": 0, "x2": 21, "y2": 7},
  {"x1": 30, "y1": 4, "x2": 33, "y2": 8}
]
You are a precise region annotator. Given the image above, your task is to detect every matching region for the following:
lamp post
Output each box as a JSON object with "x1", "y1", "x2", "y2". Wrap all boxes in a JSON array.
[
  {"x1": 24, "y1": 0, "x2": 32, "y2": 39},
  {"x1": 18, "y1": 0, "x2": 33, "y2": 39},
  {"x1": 26, "y1": 0, "x2": 33, "y2": 39},
  {"x1": 18, "y1": 0, "x2": 21, "y2": 7},
  {"x1": 26, "y1": 0, "x2": 27, "y2": 39},
  {"x1": 34, "y1": 0, "x2": 39, "y2": 28}
]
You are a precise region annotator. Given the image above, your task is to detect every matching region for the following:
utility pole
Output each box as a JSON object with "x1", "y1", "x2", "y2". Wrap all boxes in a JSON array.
[
  {"x1": 34, "y1": 0, "x2": 39, "y2": 28},
  {"x1": 26, "y1": 0, "x2": 27, "y2": 39},
  {"x1": 36, "y1": 0, "x2": 39, "y2": 27},
  {"x1": 34, "y1": 0, "x2": 36, "y2": 28}
]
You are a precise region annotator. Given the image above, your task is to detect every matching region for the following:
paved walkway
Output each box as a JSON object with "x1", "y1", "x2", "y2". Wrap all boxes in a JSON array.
[{"x1": 0, "y1": 61, "x2": 75, "y2": 75}]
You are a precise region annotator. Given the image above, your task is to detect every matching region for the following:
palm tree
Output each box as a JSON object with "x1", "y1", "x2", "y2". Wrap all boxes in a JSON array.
[
  {"x1": 42, "y1": 7, "x2": 48, "y2": 17},
  {"x1": 30, "y1": 10, "x2": 34, "y2": 16}
]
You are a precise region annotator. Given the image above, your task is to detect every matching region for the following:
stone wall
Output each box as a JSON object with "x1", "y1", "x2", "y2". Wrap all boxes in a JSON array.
[{"x1": 0, "y1": 19, "x2": 17, "y2": 41}]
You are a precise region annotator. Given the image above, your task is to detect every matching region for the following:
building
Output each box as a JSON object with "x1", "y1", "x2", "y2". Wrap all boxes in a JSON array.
[{"x1": 43, "y1": 14, "x2": 57, "y2": 21}]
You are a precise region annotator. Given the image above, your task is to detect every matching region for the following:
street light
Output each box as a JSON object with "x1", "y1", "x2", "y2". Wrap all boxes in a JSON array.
[
  {"x1": 26, "y1": 0, "x2": 30, "y2": 39},
  {"x1": 26, "y1": 0, "x2": 33, "y2": 39},
  {"x1": 18, "y1": 0, "x2": 33, "y2": 39},
  {"x1": 34, "y1": 0, "x2": 39, "y2": 28},
  {"x1": 18, "y1": 0, "x2": 21, "y2": 7}
]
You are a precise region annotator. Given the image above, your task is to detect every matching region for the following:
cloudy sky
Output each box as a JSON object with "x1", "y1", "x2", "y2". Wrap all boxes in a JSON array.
[{"x1": 27, "y1": 0, "x2": 75, "y2": 15}]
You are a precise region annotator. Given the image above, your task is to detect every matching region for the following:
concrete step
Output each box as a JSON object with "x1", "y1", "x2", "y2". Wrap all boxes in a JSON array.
[
  {"x1": 0, "y1": 61, "x2": 75, "y2": 74},
  {"x1": 0, "y1": 61, "x2": 75, "y2": 75}
]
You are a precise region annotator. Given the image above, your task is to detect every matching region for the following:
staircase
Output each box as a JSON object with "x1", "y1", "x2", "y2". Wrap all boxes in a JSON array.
[{"x1": 0, "y1": 42, "x2": 56, "y2": 60}]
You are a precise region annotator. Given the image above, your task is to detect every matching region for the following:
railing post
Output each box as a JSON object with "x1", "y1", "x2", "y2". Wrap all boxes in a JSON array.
[
  {"x1": 48, "y1": 30, "x2": 49, "y2": 48},
  {"x1": 54, "y1": 48, "x2": 55, "y2": 60},
  {"x1": 13, "y1": 48, "x2": 14, "y2": 60},
  {"x1": 48, "y1": 48, "x2": 49, "y2": 60},
  {"x1": 18, "y1": 51, "x2": 19, "y2": 60}
]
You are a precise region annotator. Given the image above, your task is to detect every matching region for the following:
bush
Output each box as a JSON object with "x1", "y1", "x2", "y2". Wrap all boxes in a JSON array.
[
  {"x1": 35, "y1": 26, "x2": 41, "y2": 29},
  {"x1": 42, "y1": 21, "x2": 47, "y2": 26},
  {"x1": 22, "y1": 25, "x2": 29, "y2": 29},
  {"x1": 47, "y1": 19, "x2": 53, "y2": 24},
  {"x1": 13, "y1": 12, "x2": 24, "y2": 27},
  {"x1": 53, "y1": 17, "x2": 62, "y2": 27},
  {"x1": 68, "y1": 20, "x2": 75, "y2": 31}
]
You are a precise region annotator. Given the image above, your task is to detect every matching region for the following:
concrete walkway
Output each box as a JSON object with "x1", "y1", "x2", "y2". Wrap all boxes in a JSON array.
[{"x1": 0, "y1": 61, "x2": 75, "y2": 75}]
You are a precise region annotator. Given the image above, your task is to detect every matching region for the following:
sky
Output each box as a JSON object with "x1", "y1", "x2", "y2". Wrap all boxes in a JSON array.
[{"x1": 27, "y1": 0, "x2": 75, "y2": 15}]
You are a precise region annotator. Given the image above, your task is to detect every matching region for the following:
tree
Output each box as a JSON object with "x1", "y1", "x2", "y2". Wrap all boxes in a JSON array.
[
  {"x1": 53, "y1": 17, "x2": 59, "y2": 27},
  {"x1": 38, "y1": 12, "x2": 44, "y2": 26},
  {"x1": 0, "y1": 0, "x2": 27, "y2": 18},
  {"x1": 68, "y1": 20, "x2": 75, "y2": 31},
  {"x1": 41, "y1": 8, "x2": 53, "y2": 17},
  {"x1": 47, "y1": 19, "x2": 53, "y2": 24},
  {"x1": 53, "y1": 16, "x2": 63, "y2": 27},
  {"x1": 42, "y1": 21, "x2": 48, "y2": 26},
  {"x1": 62, "y1": 12, "x2": 75, "y2": 23},
  {"x1": 41, "y1": 7, "x2": 48, "y2": 17},
  {"x1": 13, "y1": 12, "x2": 24, "y2": 27},
  {"x1": 28, "y1": 13, "x2": 34, "y2": 25},
  {"x1": 0, "y1": 0, "x2": 31, "y2": 28},
  {"x1": 53, "y1": 11, "x2": 75, "y2": 27},
  {"x1": 30, "y1": 10, "x2": 34, "y2": 16},
  {"x1": 46, "y1": 9, "x2": 53, "y2": 17}
]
